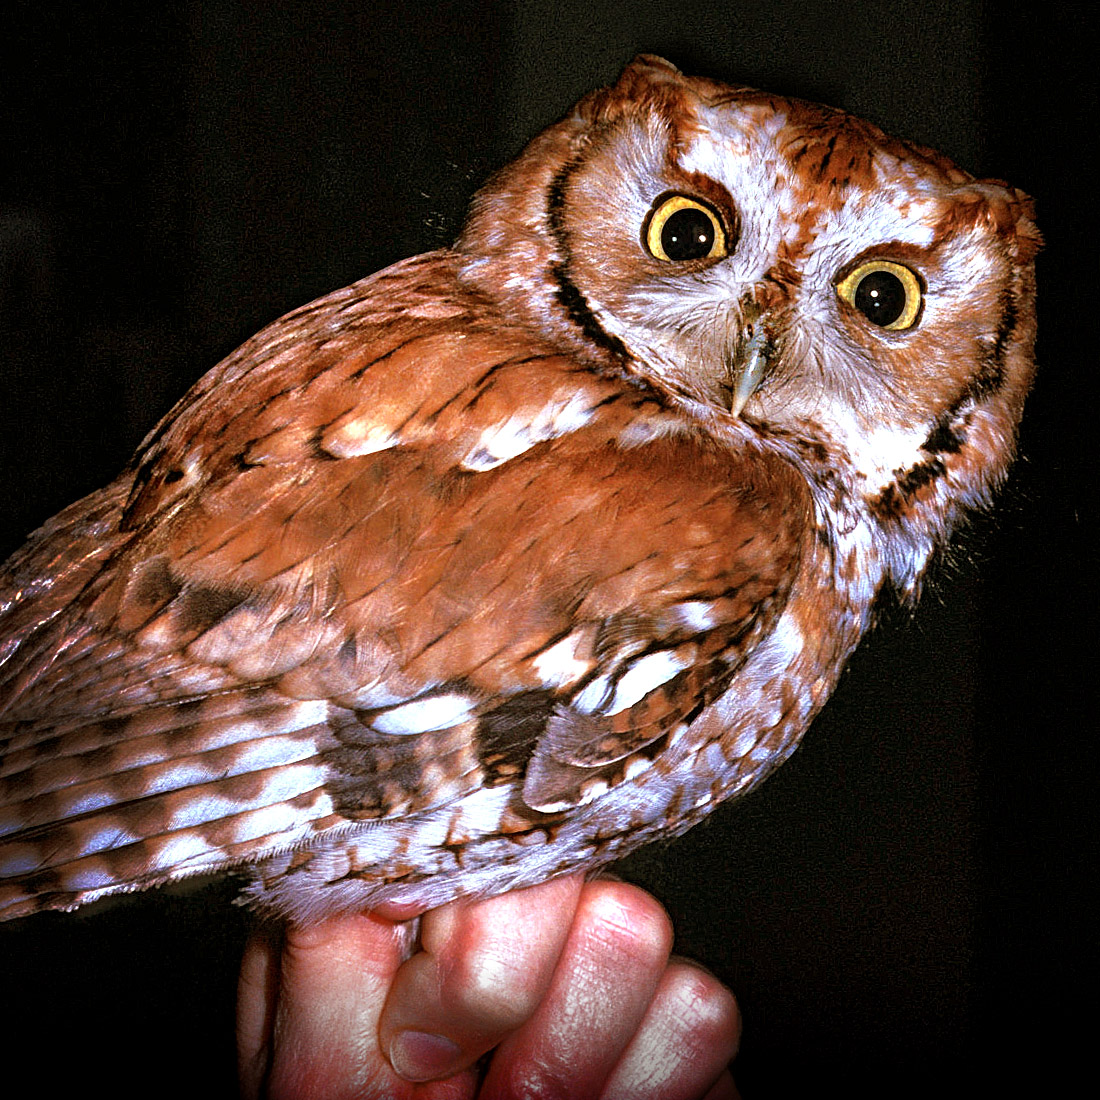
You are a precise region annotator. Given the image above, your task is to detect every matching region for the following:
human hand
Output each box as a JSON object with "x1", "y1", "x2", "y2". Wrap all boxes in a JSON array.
[{"x1": 237, "y1": 873, "x2": 740, "y2": 1099}]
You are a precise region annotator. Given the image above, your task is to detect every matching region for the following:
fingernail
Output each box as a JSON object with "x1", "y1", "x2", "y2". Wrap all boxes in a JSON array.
[{"x1": 388, "y1": 1030, "x2": 463, "y2": 1082}]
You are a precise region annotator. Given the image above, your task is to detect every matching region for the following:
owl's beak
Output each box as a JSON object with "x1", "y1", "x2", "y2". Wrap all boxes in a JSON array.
[{"x1": 727, "y1": 324, "x2": 771, "y2": 417}]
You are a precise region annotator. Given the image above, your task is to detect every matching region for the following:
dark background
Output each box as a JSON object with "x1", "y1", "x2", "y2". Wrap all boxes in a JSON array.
[{"x1": 0, "y1": 2, "x2": 1091, "y2": 1096}]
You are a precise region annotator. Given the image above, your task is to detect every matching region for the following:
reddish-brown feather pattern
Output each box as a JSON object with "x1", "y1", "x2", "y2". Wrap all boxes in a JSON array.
[{"x1": 0, "y1": 56, "x2": 1037, "y2": 923}]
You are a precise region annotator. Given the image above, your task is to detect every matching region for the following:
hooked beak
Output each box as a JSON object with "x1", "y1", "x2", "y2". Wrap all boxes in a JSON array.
[{"x1": 726, "y1": 323, "x2": 772, "y2": 417}]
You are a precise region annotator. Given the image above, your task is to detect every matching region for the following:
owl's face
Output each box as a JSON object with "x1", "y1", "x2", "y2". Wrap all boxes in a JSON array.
[{"x1": 459, "y1": 57, "x2": 1039, "y2": 570}]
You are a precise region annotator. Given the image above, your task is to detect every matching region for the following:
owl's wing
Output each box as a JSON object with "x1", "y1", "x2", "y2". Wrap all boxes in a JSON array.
[{"x1": 0, "y1": 255, "x2": 808, "y2": 916}]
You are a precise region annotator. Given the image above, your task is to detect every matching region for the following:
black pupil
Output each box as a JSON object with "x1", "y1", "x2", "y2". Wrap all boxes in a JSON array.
[
  {"x1": 661, "y1": 207, "x2": 715, "y2": 261},
  {"x1": 853, "y1": 269, "x2": 908, "y2": 326}
]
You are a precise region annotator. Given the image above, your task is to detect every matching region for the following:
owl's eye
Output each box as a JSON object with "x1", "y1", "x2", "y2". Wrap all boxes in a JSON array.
[
  {"x1": 643, "y1": 194, "x2": 728, "y2": 263},
  {"x1": 835, "y1": 260, "x2": 923, "y2": 331}
]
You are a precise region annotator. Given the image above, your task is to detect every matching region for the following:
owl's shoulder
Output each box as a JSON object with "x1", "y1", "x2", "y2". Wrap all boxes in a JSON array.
[{"x1": 119, "y1": 244, "x2": 807, "y2": 546}]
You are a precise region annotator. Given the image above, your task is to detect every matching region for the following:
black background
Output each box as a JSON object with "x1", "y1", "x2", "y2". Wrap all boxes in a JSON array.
[{"x1": 1, "y1": 2, "x2": 1092, "y2": 1096}]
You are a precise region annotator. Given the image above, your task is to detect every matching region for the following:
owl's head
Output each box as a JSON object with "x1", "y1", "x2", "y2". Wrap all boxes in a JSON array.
[{"x1": 458, "y1": 56, "x2": 1040, "y2": 555}]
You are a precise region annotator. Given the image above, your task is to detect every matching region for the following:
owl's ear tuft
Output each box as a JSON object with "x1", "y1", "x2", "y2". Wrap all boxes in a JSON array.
[
  {"x1": 936, "y1": 183, "x2": 1042, "y2": 263},
  {"x1": 1004, "y1": 188, "x2": 1043, "y2": 262},
  {"x1": 619, "y1": 55, "x2": 683, "y2": 86},
  {"x1": 976, "y1": 183, "x2": 1042, "y2": 261},
  {"x1": 575, "y1": 55, "x2": 691, "y2": 128}
]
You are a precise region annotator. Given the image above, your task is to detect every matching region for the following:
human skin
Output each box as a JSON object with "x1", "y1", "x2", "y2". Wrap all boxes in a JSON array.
[{"x1": 237, "y1": 874, "x2": 740, "y2": 1099}]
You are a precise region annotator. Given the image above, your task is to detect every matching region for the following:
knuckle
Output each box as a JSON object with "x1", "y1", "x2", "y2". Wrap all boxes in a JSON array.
[
  {"x1": 444, "y1": 943, "x2": 540, "y2": 1031},
  {"x1": 665, "y1": 961, "x2": 742, "y2": 1051},
  {"x1": 585, "y1": 881, "x2": 674, "y2": 964}
]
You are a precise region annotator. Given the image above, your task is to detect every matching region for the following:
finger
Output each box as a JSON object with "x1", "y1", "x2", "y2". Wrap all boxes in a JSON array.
[
  {"x1": 237, "y1": 923, "x2": 281, "y2": 1100},
  {"x1": 600, "y1": 957, "x2": 741, "y2": 1100},
  {"x1": 702, "y1": 1069, "x2": 741, "y2": 1100},
  {"x1": 241, "y1": 911, "x2": 478, "y2": 1100},
  {"x1": 379, "y1": 873, "x2": 586, "y2": 1082},
  {"x1": 478, "y1": 878, "x2": 675, "y2": 1100}
]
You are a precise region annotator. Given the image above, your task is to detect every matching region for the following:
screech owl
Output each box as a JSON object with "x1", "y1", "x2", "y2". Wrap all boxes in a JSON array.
[{"x1": 0, "y1": 56, "x2": 1039, "y2": 925}]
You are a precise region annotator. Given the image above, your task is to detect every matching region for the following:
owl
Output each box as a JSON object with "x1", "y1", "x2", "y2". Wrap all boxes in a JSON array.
[{"x1": 0, "y1": 56, "x2": 1038, "y2": 925}]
